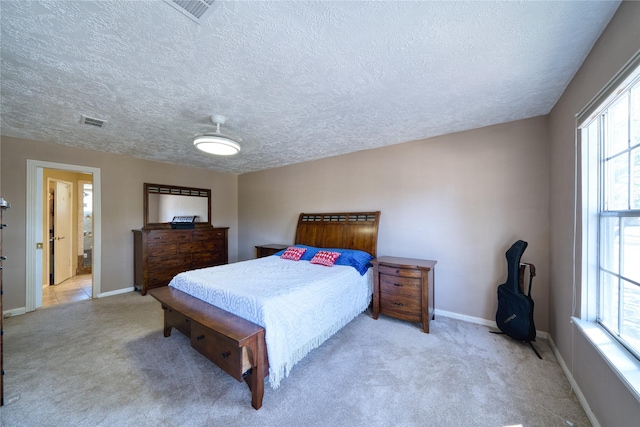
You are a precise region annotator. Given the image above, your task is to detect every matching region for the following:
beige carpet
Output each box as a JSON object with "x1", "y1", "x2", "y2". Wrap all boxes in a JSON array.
[{"x1": 0, "y1": 291, "x2": 589, "y2": 426}]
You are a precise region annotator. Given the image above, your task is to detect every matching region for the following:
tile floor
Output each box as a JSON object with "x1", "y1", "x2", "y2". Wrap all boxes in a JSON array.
[{"x1": 42, "y1": 274, "x2": 92, "y2": 308}]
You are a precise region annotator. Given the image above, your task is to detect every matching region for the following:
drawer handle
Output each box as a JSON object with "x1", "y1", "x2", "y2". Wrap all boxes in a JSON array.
[
  {"x1": 196, "y1": 335, "x2": 205, "y2": 341},
  {"x1": 222, "y1": 351, "x2": 231, "y2": 359},
  {"x1": 393, "y1": 283, "x2": 403, "y2": 287},
  {"x1": 393, "y1": 302, "x2": 404, "y2": 307}
]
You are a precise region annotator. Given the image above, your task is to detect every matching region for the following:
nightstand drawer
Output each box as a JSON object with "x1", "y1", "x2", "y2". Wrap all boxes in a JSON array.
[
  {"x1": 380, "y1": 273, "x2": 421, "y2": 295},
  {"x1": 380, "y1": 294, "x2": 422, "y2": 322},
  {"x1": 378, "y1": 264, "x2": 422, "y2": 278}
]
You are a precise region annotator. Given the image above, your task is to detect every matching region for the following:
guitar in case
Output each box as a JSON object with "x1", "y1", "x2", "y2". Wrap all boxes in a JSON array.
[{"x1": 493, "y1": 240, "x2": 541, "y2": 359}]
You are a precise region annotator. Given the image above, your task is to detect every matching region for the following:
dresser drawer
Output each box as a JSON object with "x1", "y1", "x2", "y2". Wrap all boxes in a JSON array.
[
  {"x1": 148, "y1": 256, "x2": 191, "y2": 288},
  {"x1": 191, "y1": 322, "x2": 250, "y2": 381},
  {"x1": 148, "y1": 243, "x2": 178, "y2": 257},
  {"x1": 146, "y1": 270, "x2": 180, "y2": 289},
  {"x1": 202, "y1": 239, "x2": 226, "y2": 252},
  {"x1": 178, "y1": 241, "x2": 202, "y2": 254},
  {"x1": 147, "y1": 230, "x2": 192, "y2": 243},
  {"x1": 148, "y1": 255, "x2": 191, "y2": 271},
  {"x1": 378, "y1": 264, "x2": 422, "y2": 278},
  {"x1": 193, "y1": 229, "x2": 225, "y2": 241},
  {"x1": 380, "y1": 273, "x2": 421, "y2": 296},
  {"x1": 192, "y1": 251, "x2": 226, "y2": 268}
]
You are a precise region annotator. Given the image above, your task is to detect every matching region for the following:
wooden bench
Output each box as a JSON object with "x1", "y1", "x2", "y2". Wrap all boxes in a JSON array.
[{"x1": 148, "y1": 286, "x2": 268, "y2": 409}]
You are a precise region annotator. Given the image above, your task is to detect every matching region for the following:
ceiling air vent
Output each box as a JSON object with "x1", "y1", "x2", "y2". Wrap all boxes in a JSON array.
[
  {"x1": 164, "y1": 0, "x2": 216, "y2": 24},
  {"x1": 80, "y1": 115, "x2": 107, "y2": 128}
]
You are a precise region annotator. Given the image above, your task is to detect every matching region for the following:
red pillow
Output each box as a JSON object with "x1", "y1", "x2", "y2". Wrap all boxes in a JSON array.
[
  {"x1": 280, "y1": 246, "x2": 307, "y2": 261},
  {"x1": 310, "y1": 251, "x2": 341, "y2": 267}
]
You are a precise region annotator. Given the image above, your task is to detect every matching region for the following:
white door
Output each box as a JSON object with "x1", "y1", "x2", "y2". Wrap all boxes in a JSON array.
[{"x1": 53, "y1": 179, "x2": 73, "y2": 284}]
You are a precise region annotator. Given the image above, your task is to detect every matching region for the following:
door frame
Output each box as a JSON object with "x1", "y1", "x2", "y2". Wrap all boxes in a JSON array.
[{"x1": 26, "y1": 160, "x2": 102, "y2": 312}]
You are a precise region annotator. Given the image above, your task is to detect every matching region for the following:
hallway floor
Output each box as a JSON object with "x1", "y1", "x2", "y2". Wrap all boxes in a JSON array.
[{"x1": 42, "y1": 274, "x2": 92, "y2": 308}]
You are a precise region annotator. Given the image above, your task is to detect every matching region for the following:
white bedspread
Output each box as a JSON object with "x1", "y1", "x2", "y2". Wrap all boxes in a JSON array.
[{"x1": 168, "y1": 256, "x2": 373, "y2": 389}]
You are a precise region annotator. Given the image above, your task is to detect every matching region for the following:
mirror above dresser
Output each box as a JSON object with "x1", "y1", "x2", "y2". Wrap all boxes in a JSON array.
[{"x1": 143, "y1": 183, "x2": 212, "y2": 229}]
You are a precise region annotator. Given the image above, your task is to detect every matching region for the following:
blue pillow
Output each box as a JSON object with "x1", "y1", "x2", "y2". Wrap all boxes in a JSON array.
[{"x1": 273, "y1": 245, "x2": 374, "y2": 275}]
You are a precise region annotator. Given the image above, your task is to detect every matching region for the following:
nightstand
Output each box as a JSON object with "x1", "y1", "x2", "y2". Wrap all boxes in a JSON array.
[
  {"x1": 372, "y1": 256, "x2": 437, "y2": 333},
  {"x1": 255, "y1": 244, "x2": 289, "y2": 258}
]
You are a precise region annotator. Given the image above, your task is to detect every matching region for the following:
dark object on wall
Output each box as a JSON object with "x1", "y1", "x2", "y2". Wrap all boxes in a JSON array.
[
  {"x1": 1, "y1": 197, "x2": 10, "y2": 406},
  {"x1": 492, "y1": 240, "x2": 541, "y2": 359}
]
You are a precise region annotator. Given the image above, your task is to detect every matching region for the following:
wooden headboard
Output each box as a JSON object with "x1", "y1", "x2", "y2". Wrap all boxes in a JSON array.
[{"x1": 294, "y1": 211, "x2": 381, "y2": 257}]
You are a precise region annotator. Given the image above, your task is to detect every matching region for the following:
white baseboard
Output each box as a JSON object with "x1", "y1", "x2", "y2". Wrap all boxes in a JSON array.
[
  {"x1": 435, "y1": 308, "x2": 548, "y2": 339},
  {"x1": 3, "y1": 307, "x2": 26, "y2": 318},
  {"x1": 97, "y1": 286, "x2": 135, "y2": 298},
  {"x1": 547, "y1": 333, "x2": 600, "y2": 427},
  {"x1": 3, "y1": 287, "x2": 136, "y2": 318}
]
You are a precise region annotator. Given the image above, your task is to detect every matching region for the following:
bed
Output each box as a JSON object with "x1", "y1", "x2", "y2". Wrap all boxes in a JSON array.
[{"x1": 148, "y1": 211, "x2": 380, "y2": 409}]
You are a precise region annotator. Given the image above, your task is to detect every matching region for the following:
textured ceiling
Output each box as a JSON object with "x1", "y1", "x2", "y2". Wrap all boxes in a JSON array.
[{"x1": 0, "y1": 0, "x2": 621, "y2": 174}]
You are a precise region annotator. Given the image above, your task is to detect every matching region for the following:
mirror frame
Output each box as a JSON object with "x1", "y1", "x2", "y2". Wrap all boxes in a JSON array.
[{"x1": 143, "y1": 183, "x2": 212, "y2": 229}]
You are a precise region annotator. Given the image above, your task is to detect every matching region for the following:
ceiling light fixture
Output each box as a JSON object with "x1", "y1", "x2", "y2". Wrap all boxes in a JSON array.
[{"x1": 193, "y1": 115, "x2": 241, "y2": 156}]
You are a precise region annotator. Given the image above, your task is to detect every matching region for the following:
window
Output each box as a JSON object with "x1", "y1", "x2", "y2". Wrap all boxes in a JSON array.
[{"x1": 580, "y1": 64, "x2": 640, "y2": 359}]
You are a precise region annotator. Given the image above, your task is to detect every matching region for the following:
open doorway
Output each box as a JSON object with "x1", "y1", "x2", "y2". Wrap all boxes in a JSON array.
[
  {"x1": 42, "y1": 174, "x2": 91, "y2": 307},
  {"x1": 25, "y1": 160, "x2": 101, "y2": 312}
]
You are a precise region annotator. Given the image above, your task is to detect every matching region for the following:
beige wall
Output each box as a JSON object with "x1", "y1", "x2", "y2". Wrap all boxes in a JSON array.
[
  {"x1": 0, "y1": 136, "x2": 238, "y2": 311},
  {"x1": 239, "y1": 116, "x2": 550, "y2": 330},
  {"x1": 549, "y1": 1, "x2": 640, "y2": 425}
]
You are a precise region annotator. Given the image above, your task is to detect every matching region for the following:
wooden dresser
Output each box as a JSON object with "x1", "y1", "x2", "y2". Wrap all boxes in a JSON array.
[
  {"x1": 0, "y1": 197, "x2": 9, "y2": 406},
  {"x1": 133, "y1": 227, "x2": 228, "y2": 295},
  {"x1": 372, "y1": 256, "x2": 437, "y2": 333}
]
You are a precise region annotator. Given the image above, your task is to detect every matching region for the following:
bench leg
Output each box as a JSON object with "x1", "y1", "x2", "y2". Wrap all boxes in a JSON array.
[
  {"x1": 243, "y1": 370, "x2": 264, "y2": 410},
  {"x1": 243, "y1": 331, "x2": 265, "y2": 410},
  {"x1": 163, "y1": 322, "x2": 172, "y2": 337},
  {"x1": 161, "y1": 308, "x2": 173, "y2": 337}
]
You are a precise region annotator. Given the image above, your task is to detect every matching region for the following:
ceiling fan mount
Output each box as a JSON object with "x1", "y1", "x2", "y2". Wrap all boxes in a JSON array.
[{"x1": 193, "y1": 114, "x2": 241, "y2": 156}]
